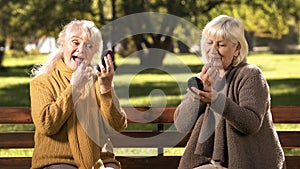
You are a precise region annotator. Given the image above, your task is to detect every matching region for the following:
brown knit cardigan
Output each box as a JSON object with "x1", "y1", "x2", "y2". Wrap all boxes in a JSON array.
[
  {"x1": 30, "y1": 59, "x2": 127, "y2": 169},
  {"x1": 174, "y1": 63, "x2": 285, "y2": 169}
]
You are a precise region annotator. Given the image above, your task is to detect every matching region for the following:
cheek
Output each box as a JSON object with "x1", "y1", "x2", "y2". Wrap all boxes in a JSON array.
[
  {"x1": 62, "y1": 45, "x2": 73, "y2": 59},
  {"x1": 86, "y1": 51, "x2": 95, "y2": 63}
]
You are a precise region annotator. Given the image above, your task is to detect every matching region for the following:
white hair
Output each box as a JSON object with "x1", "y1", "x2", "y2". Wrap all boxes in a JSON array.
[
  {"x1": 32, "y1": 20, "x2": 103, "y2": 77},
  {"x1": 201, "y1": 15, "x2": 248, "y2": 66}
]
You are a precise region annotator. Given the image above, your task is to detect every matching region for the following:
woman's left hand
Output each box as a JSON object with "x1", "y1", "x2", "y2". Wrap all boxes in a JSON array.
[
  {"x1": 96, "y1": 54, "x2": 114, "y2": 93},
  {"x1": 190, "y1": 86, "x2": 218, "y2": 105}
]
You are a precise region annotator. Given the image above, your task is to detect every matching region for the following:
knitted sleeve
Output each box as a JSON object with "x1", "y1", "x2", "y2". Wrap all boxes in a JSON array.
[
  {"x1": 174, "y1": 89, "x2": 207, "y2": 134},
  {"x1": 30, "y1": 76, "x2": 74, "y2": 135},
  {"x1": 94, "y1": 82, "x2": 127, "y2": 132},
  {"x1": 213, "y1": 65, "x2": 269, "y2": 134}
]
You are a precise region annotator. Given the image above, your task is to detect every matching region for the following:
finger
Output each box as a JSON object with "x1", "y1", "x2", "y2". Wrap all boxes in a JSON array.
[
  {"x1": 99, "y1": 63, "x2": 106, "y2": 72},
  {"x1": 202, "y1": 62, "x2": 213, "y2": 73},
  {"x1": 84, "y1": 66, "x2": 92, "y2": 73},
  {"x1": 82, "y1": 60, "x2": 88, "y2": 69},
  {"x1": 77, "y1": 62, "x2": 84, "y2": 71},
  {"x1": 106, "y1": 54, "x2": 115, "y2": 73},
  {"x1": 96, "y1": 71, "x2": 102, "y2": 77},
  {"x1": 106, "y1": 54, "x2": 113, "y2": 65},
  {"x1": 104, "y1": 56, "x2": 111, "y2": 72}
]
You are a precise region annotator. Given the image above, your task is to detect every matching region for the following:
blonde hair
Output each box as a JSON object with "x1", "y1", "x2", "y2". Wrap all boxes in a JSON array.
[
  {"x1": 32, "y1": 20, "x2": 103, "y2": 77},
  {"x1": 201, "y1": 15, "x2": 248, "y2": 66}
]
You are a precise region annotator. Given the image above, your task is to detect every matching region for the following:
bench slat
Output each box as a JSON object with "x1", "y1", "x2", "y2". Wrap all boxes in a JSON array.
[
  {"x1": 118, "y1": 156, "x2": 181, "y2": 169},
  {"x1": 285, "y1": 156, "x2": 300, "y2": 169},
  {"x1": 0, "y1": 107, "x2": 32, "y2": 124},
  {"x1": 0, "y1": 157, "x2": 31, "y2": 169},
  {"x1": 1, "y1": 131, "x2": 299, "y2": 148},
  {"x1": 1, "y1": 106, "x2": 300, "y2": 124},
  {"x1": 278, "y1": 131, "x2": 300, "y2": 148},
  {"x1": 271, "y1": 106, "x2": 300, "y2": 123},
  {"x1": 0, "y1": 132, "x2": 34, "y2": 148},
  {"x1": 1, "y1": 156, "x2": 299, "y2": 169}
]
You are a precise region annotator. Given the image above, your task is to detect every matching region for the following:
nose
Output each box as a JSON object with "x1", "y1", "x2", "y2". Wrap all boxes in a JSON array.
[
  {"x1": 209, "y1": 44, "x2": 219, "y2": 57},
  {"x1": 76, "y1": 43, "x2": 85, "y2": 53}
]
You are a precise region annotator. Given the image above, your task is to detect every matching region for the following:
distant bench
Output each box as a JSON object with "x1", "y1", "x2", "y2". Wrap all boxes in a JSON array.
[{"x1": 0, "y1": 106, "x2": 300, "y2": 169}]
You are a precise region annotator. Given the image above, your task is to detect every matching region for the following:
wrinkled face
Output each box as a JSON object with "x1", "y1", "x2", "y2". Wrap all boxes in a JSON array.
[
  {"x1": 205, "y1": 37, "x2": 240, "y2": 70},
  {"x1": 62, "y1": 29, "x2": 96, "y2": 70}
]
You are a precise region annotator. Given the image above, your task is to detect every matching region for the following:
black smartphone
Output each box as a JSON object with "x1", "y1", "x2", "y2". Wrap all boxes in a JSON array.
[
  {"x1": 96, "y1": 50, "x2": 115, "y2": 72},
  {"x1": 187, "y1": 76, "x2": 203, "y2": 91}
]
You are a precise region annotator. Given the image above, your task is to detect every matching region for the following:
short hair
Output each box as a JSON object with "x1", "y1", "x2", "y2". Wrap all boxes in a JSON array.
[
  {"x1": 32, "y1": 20, "x2": 103, "y2": 77},
  {"x1": 201, "y1": 15, "x2": 248, "y2": 66}
]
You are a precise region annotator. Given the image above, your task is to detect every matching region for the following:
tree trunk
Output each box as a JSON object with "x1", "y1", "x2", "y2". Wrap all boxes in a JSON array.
[
  {"x1": 139, "y1": 49, "x2": 166, "y2": 67},
  {"x1": 0, "y1": 40, "x2": 5, "y2": 70},
  {"x1": 133, "y1": 34, "x2": 173, "y2": 67}
]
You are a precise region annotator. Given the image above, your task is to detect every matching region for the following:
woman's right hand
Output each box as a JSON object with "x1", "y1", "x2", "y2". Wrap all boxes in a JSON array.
[
  {"x1": 200, "y1": 62, "x2": 215, "y2": 90},
  {"x1": 70, "y1": 62, "x2": 93, "y2": 89}
]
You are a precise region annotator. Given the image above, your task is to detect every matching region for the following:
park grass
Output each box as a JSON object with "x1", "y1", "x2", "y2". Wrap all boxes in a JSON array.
[{"x1": 1, "y1": 52, "x2": 300, "y2": 157}]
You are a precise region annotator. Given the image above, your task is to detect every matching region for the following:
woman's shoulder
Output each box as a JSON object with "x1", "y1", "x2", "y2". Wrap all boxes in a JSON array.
[
  {"x1": 30, "y1": 73, "x2": 52, "y2": 86},
  {"x1": 238, "y1": 63, "x2": 264, "y2": 76}
]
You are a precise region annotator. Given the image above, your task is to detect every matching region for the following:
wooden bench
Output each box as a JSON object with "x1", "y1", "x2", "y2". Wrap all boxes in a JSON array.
[{"x1": 0, "y1": 106, "x2": 300, "y2": 169}]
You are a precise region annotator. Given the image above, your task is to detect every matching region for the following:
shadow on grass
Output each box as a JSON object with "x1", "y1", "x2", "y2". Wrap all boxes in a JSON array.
[
  {"x1": 115, "y1": 81, "x2": 184, "y2": 98},
  {"x1": 0, "y1": 83, "x2": 30, "y2": 106},
  {"x1": 115, "y1": 63, "x2": 203, "y2": 75},
  {"x1": 268, "y1": 78, "x2": 300, "y2": 106},
  {"x1": 0, "y1": 65, "x2": 34, "y2": 77}
]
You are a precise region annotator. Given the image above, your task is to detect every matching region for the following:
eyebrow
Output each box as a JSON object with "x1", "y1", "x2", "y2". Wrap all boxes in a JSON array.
[{"x1": 70, "y1": 36, "x2": 83, "y2": 40}]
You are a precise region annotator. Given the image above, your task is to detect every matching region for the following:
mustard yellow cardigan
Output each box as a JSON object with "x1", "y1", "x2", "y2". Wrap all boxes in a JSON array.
[{"x1": 30, "y1": 59, "x2": 127, "y2": 169}]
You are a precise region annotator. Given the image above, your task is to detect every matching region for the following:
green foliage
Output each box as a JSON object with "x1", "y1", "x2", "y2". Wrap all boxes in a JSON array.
[{"x1": 1, "y1": 0, "x2": 299, "y2": 49}]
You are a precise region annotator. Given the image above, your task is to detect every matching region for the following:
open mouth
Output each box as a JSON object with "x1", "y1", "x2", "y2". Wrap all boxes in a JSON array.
[{"x1": 72, "y1": 55, "x2": 84, "y2": 64}]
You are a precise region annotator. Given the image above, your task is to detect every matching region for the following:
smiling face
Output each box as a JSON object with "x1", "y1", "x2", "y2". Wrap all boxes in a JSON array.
[
  {"x1": 62, "y1": 27, "x2": 96, "y2": 70},
  {"x1": 205, "y1": 37, "x2": 240, "y2": 70},
  {"x1": 201, "y1": 15, "x2": 248, "y2": 69}
]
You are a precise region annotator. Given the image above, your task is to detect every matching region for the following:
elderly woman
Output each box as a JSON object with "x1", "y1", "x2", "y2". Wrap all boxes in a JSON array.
[
  {"x1": 30, "y1": 20, "x2": 127, "y2": 169},
  {"x1": 174, "y1": 15, "x2": 285, "y2": 169}
]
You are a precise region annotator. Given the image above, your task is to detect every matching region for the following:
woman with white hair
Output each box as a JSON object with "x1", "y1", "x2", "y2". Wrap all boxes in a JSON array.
[
  {"x1": 174, "y1": 15, "x2": 285, "y2": 169},
  {"x1": 30, "y1": 20, "x2": 127, "y2": 169}
]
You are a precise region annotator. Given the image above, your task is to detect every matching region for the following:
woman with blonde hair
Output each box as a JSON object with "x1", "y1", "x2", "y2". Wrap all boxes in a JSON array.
[
  {"x1": 174, "y1": 15, "x2": 285, "y2": 169},
  {"x1": 30, "y1": 20, "x2": 127, "y2": 169}
]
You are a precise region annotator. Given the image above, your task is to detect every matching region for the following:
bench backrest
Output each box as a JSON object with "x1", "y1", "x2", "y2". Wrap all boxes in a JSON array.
[{"x1": 0, "y1": 106, "x2": 300, "y2": 169}]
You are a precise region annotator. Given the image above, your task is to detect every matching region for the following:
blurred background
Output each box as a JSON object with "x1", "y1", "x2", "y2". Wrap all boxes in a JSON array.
[
  {"x1": 1, "y1": 0, "x2": 300, "y2": 106},
  {"x1": 1, "y1": 0, "x2": 300, "y2": 66},
  {"x1": 0, "y1": 0, "x2": 300, "y2": 158}
]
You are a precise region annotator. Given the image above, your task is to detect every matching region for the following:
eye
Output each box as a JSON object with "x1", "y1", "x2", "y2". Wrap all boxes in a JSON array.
[
  {"x1": 71, "y1": 40, "x2": 80, "y2": 46},
  {"x1": 207, "y1": 40, "x2": 213, "y2": 44},
  {"x1": 86, "y1": 43, "x2": 93, "y2": 49},
  {"x1": 218, "y1": 43, "x2": 225, "y2": 47}
]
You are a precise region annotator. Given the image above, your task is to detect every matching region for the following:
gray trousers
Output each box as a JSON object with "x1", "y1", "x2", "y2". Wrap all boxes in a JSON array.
[{"x1": 193, "y1": 160, "x2": 228, "y2": 169}]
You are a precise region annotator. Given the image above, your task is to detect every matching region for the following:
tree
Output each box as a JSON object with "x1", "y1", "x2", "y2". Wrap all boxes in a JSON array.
[
  {"x1": 114, "y1": 0, "x2": 300, "y2": 65},
  {"x1": 1, "y1": 0, "x2": 299, "y2": 68}
]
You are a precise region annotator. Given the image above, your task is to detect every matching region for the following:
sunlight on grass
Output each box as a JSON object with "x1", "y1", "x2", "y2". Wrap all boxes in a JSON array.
[
  {"x1": 0, "y1": 77, "x2": 30, "y2": 88},
  {"x1": 275, "y1": 124, "x2": 300, "y2": 131},
  {"x1": 114, "y1": 148, "x2": 157, "y2": 156},
  {"x1": 0, "y1": 149, "x2": 33, "y2": 157},
  {"x1": 119, "y1": 95, "x2": 183, "y2": 107},
  {"x1": 164, "y1": 148, "x2": 185, "y2": 156},
  {"x1": 247, "y1": 54, "x2": 300, "y2": 79},
  {"x1": 2, "y1": 54, "x2": 47, "y2": 67}
]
